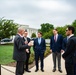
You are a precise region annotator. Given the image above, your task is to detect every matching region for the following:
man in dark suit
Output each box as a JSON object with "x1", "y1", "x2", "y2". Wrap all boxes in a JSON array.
[
  {"x1": 62, "y1": 26, "x2": 76, "y2": 75},
  {"x1": 74, "y1": 62, "x2": 76, "y2": 75},
  {"x1": 62, "y1": 37, "x2": 67, "y2": 51},
  {"x1": 50, "y1": 29, "x2": 63, "y2": 73},
  {"x1": 62, "y1": 36, "x2": 69, "y2": 75},
  {"x1": 23, "y1": 30, "x2": 31, "y2": 72},
  {"x1": 13, "y1": 27, "x2": 32, "y2": 75},
  {"x1": 33, "y1": 32, "x2": 46, "y2": 72}
]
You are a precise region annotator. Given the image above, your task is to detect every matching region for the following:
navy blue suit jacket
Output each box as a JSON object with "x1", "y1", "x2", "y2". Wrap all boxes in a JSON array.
[
  {"x1": 33, "y1": 38, "x2": 46, "y2": 53},
  {"x1": 50, "y1": 34, "x2": 63, "y2": 52},
  {"x1": 62, "y1": 37, "x2": 67, "y2": 51}
]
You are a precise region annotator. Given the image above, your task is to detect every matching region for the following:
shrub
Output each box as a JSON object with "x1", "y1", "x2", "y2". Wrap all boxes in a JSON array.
[
  {"x1": 29, "y1": 53, "x2": 35, "y2": 64},
  {"x1": 44, "y1": 47, "x2": 50, "y2": 57},
  {"x1": 31, "y1": 33, "x2": 36, "y2": 38}
]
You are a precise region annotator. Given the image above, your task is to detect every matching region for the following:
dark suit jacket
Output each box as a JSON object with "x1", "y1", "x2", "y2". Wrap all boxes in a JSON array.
[
  {"x1": 62, "y1": 37, "x2": 67, "y2": 51},
  {"x1": 50, "y1": 34, "x2": 63, "y2": 52},
  {"x1": 62, "y1": 36, "x2": 76, "y2": 64},
  {"x1": 33, "y1": 38, "x2": 46, "y2": 53},
  {"x1": 23, "y1": 37, "x2": 31, "y2": 53},
  {"x1": 13, "y1": 34, "x2": 29, "y2": 61}
]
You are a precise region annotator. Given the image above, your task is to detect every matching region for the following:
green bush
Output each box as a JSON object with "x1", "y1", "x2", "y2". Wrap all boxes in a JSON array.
[
  {"x1": 29, "y1": 53, "x2": 35, "y2": 64},
  {"x1": 31, "y1": 33, "x2": 36, "y2": 38},
  {"x1": 44, "y1": 47, "x2": 50, "y2": 57}
]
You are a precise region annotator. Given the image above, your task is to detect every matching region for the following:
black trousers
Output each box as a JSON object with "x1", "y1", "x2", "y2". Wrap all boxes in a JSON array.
[
  {"x1": 65, "y1": 62, "x2": 74, "y2": 75},
  {"x1": 74, "y1": 63, "x2": 76, "y2": 75},
  {"x1": 35, "y1": 52, "x2": 44, "y2": 70},
  {"x1": 16, "y1": 61, "x2": 24, "y2": 75},
  {"x1": 25, "y1": 53, "x2": 30, "y2": 70}
]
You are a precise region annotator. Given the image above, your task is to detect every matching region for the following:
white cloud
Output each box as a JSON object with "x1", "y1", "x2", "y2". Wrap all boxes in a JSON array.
[
  {"x1": 0, "y1": 0, "x2": 75, "y2": 29},
  {"x1": 28, "y1": 0, "x2": 73, "y2": 12}
]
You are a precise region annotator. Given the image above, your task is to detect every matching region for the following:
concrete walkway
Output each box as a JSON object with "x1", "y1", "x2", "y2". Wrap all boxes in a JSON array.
[{"x1": 1, "y1": 54, "x2": 66, "y2": 75}]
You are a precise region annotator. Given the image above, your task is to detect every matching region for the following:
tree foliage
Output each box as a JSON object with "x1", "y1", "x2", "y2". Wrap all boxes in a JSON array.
[
  {"x1": 72, "y1": 20, "x2": 76, "y2": 27},
  {"x1": 42, "y1": 29, "x2": 53, "y2": 39},
  {"x1": 71, "y1": 20, "x2": 76, "y2": 36},
  {"x1": 56, "y1": 26, "x2": 66, "y2": 37},
  {"x1": 39, "y1": 20, "x2": 76, "y2": 39},
  {"x1": 40, "y1": 23, "x2": 54, "y2": 34},
  {"x1": 0, "y1": 18, "x2": 18, "y2": 39},
  {"x1": 31, "y1": 33, "x2": 36, "y2": 38}
]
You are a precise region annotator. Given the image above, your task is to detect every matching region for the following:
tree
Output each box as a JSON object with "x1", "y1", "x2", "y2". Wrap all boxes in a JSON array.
[
  {"x1": 0, "y1": 18, "x2": 18, "y2": 39},
  {"x1": 31, "y1": 33, "x2": 36, "y2": 38},
  {"x1": 40, "y1": 23, "x2": 54, "y2": 34},
  {"x1": 71, "y1": 20, "x2": 76, "y2": 36},
  {"x1": 43, "y1": 29, "x2": 53, "y2": 39},
  {"x1": 72, "y1": 20, "x2": 76, "y2": 27},
  {"x1": 56, "y1": 26, "x2": 67, "y2": 37}
]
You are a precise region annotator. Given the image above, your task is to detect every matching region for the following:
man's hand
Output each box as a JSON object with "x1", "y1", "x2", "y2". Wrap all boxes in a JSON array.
[
  {"x1": 25, "y1": 41, "x2": 28, "y2": 44},
  {"x1": 62, "y1": 57, "x2": 65, "y2": 60},
  {"x1": 28, "y1": 42, "x2": 33, "y2": 46},
  {"x1": 50, "y1": 50, "x2": 52, "y2": 53},
  {"x1": 30, "y1": 41, "x2": 34, "y2": 46},
  {"x1": 61, "y1": 50, "x2": 65, "y2": 55},
  {"x1": 26, "y1": 49, "x2": 29, "y2": 53},
  {"x1": 61, "y1": 50, "x2": 64, "y2": 53}
]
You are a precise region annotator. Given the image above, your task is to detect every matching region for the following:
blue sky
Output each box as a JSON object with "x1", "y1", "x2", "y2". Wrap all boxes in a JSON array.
[{"x1": 0, "y1": 0, "x2": 76, "y2": 28}]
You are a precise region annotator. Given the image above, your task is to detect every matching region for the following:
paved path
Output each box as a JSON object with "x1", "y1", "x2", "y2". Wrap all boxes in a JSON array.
[{"x1": 1, "y1": 54, "x2": 66, "y2": 75}]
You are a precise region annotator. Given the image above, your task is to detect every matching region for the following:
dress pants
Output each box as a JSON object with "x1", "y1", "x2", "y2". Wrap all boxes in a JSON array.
[
  {"x1": 65, "y1": 62, "x2": 74, "y2": 75},
  {"x1": 35, "y1": 52, "x2": 44, "y2": 70},
  {"x1": 74, "y1": 63, "x2": 76, "y2": 75},
  {"x1": 16, "y1": 61, "x2": 24, "y2": 75},
  {"x1": 25, "y1": 53, "x2": 30, "y2": 70},
  {"x1": 52, "y1": 52, "x2": 61, "y2": 70}
]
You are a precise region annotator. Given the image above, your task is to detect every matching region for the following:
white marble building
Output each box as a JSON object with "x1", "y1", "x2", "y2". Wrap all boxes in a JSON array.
[
  {"x1": 18, "y1": 24, "x2": 38, "y2": 38},
  {"x1": 10, "y1": 24, "x2": 38, "y2": 41}
]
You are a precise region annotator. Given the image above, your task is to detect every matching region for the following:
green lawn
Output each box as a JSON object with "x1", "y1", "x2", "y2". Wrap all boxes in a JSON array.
[
  {"x1": 0, "y1": 45, "x2": 14, "y2": 64},
  {"x1": 0, "y1": 45, "x2": 34, "y2": 65}
]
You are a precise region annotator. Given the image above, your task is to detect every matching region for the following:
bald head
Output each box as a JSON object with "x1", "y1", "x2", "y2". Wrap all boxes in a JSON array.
[{"x1": 18, "y1": 27, "x2": 25, "y2": 35}]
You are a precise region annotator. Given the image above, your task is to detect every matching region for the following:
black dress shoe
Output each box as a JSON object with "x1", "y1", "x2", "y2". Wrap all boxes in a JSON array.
[
  {"x1": 52, "y1": 69, "x2": 56, "y2": 72},
  {"x1": 41, "y1": 69, "x2": 44, "y2": 72},
  {"x1": 25, "y1": 70, "x2": 31, "y2": 73},
  {"x1": 35, "y1": 69, "x2": 39, "y2": 72},
  {"x1": 58, "y1": 69, "x2": 62, "y2": 73}
]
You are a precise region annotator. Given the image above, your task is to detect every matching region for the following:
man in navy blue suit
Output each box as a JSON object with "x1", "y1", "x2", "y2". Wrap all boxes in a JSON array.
[
  {"x1": 33, "y1": 32, "x2": 46, "y2": 72},
  {"x1": 50, "y1": 29, "x2": 63, "y2": 73}
]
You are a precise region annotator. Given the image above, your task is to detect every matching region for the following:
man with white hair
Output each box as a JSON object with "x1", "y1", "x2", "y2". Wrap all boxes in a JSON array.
[{"x1": 13, "y1": 27, "x2": 32, "y2": 75}]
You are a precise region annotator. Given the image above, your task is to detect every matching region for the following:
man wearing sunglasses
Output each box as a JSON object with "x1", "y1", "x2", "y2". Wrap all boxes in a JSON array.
[{"x1": 62, "y1": 26, "x2": 76, "y2": 75}]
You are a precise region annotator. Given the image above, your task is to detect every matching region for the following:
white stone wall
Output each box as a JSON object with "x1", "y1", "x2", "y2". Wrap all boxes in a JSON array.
[{"x1": 11, "y1": 24, "x2": 38, "y2": 40}]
